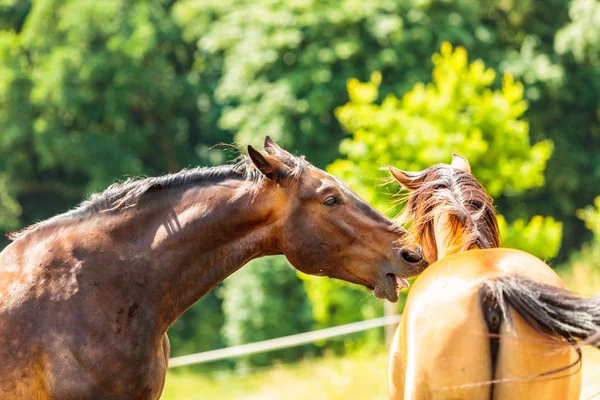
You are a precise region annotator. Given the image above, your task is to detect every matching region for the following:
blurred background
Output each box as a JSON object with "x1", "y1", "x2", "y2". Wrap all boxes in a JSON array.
[{"x1": 1, "y1": 0, "x2": 599, "y2": 398}]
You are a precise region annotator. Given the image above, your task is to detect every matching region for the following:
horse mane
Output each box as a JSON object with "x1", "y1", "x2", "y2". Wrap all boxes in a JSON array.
[
  {"x1": 8, "y1": 153, "x2": 310, "y2": 241},
  {"x1": 397, "y1": 163, "x2": 500, "y2": 253}
]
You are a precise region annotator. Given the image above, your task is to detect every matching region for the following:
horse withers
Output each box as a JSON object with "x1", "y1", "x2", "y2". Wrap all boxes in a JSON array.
[
  {"x1": 0, "y1": 136, "x2": 426, "y2": 399},
  {"x1": 388, "y1": 154, "x2": 599, "y2": 399}
]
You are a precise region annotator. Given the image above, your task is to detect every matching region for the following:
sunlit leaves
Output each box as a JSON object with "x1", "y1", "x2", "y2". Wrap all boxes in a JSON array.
[
  {"x1": 331, "y1": 43, "x2": 553, "y2": 213},
  {"x1": 577, "y1": 196, "x2": 600, "y2": 239},
  {"x1": 498, "y1": 215, "x2": 563, "y2": 261},
  {"x1": 555, "y1": 0, "x2": 600, "y2": 62},
  {"x1": 334, "y1": 42, "x2": 563, "y2": 262}
]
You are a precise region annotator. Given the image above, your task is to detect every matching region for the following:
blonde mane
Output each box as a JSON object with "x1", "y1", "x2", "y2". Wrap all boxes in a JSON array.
[{"x1": 396, "y1": 163, "x2": 500, "y2": 258}]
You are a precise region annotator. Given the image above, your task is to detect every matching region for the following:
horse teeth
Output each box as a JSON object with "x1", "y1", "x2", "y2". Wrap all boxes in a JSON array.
[{"x1": 395, "y1": 276, "x2": 410, "y2": 289}]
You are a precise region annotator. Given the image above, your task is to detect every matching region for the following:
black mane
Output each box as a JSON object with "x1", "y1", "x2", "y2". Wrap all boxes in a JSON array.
[{"x1": 9, "y1": 154, "x2": 310, "y2": 240}]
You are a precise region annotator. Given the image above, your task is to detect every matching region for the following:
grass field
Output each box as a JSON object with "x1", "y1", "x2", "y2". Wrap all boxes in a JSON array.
[
  {"x1": 162, "y1": 350, "x2": 390, "y2": 400},
  {"x1": 163, "y1": 346, "x2": 600, "y2": 399},
  {"x1": 163, "y1": 350, "x2": 390, "y2": 400}
]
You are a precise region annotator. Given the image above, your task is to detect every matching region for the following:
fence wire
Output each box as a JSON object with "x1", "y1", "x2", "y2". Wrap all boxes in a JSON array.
[{"x1": 169, "y1": 314, "x2": 401, "y2": 368}]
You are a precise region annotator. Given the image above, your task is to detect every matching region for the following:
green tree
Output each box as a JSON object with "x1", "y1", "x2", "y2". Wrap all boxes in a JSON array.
[
  {"x1": 331, "y1": 44, "x2": 553, "y2": 207},
  {"x1": 172, "y1": 0, "x2": 495, "y2": 167},
  {"x1": 495, "y1": 0, "x2": 600, "y2": 254},
  {"x1": 0, "y1": 175, "x2": 21, "y2": 232},
  {"x1": 167, "y1": 291, "x2": 226, "y2": 358},
  {"x1": 577, "y1": 195, "x2": 600, "y2": 239},
  {"x1": 220, "y1": 256, "x2": 314, "y2": 367},
  {"x1": 498, "y1": 215, "x2": 563, "y2": 261},
  {"x1": 558, "y1": 196, "x2": 600, "y2": 296},
  {"x1": 298, "y1": 270, "x2": 393, "y2": 352}
]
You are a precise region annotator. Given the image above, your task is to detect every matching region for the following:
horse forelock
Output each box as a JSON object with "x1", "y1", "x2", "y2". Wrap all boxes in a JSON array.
[{"x1": 395, "y1": 164, "x2": 500, "y2": 255}]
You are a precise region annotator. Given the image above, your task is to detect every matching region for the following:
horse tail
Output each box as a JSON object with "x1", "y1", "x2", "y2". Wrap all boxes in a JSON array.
[{"x1": 479, "y1": 275, "x2": 600, "y2": 349}]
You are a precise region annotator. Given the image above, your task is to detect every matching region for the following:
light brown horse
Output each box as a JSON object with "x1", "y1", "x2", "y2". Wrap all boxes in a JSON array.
[
  {"x1": 0, "y1": 136, "x2": 426, "y2": 399},
  {"x1": 388, "y1": 154, "x2": 599, "y2": 399}
]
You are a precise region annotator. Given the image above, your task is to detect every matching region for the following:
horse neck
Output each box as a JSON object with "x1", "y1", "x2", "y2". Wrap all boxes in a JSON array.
[
  {"x1": 432, "y1": 213, "x2": 475, "y2": 261},
  {"x1": 105, "y1": 178, "x2": 281, "y2": 331}
]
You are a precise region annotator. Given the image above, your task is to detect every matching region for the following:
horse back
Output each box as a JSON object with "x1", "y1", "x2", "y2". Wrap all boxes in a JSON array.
[{"x1": 389, "y1": 248, "x2": 582, "y2": 399}]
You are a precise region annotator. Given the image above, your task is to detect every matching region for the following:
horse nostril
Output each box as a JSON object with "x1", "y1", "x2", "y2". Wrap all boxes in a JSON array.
[{"x1": 401, "y1": 248, "x2": 423, "y2": 264}]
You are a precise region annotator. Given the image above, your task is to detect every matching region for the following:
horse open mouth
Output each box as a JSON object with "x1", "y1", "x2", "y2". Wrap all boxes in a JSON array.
[
  {"x1": 388, "y1": 273, "x2": 410, "y2": 290},
  {"x1": 373, "y1": 273, "x2": 410, "y2": 302}
]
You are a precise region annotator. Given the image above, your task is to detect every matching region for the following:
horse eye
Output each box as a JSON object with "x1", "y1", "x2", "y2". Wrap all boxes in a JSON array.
[{"x1": 323, "y1": 196, "x2": 339, "y2": 207}]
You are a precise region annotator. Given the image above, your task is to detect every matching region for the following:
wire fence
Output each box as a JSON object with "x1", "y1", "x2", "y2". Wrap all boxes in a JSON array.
[{"x1": 168, "y1": 314, "x2": 401, "y2": 368}]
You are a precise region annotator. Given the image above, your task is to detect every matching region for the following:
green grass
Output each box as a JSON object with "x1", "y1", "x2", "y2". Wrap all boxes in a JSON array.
[{"x1": 162, "y1": 349, "x2": 390, "y2": 400}]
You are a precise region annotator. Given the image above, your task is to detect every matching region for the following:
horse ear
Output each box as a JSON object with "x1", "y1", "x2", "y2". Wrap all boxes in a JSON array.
[
  {"x1": 388, "y1": 166, "x2": 424, "y2": 191},
  {"x1": 248, "y1": 145, "x2": 291, "y2": 182},
  {"x1": 264, "y1": 135, "x2": 292, "y2": 158},
  {"x1": 451, "y1": 153, "x2": 471, "y2": 174}
]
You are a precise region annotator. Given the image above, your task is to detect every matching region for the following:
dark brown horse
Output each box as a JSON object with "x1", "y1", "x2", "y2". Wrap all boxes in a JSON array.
[
  {"x1": 0, "y1": 137, "x2": 426, "y2": 399},
  {"x1": 388, "y1": 154, "x2": 599, "y2": 399}
]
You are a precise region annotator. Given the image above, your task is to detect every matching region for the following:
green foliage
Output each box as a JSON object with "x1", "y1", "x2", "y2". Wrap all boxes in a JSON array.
[
  {"x1": 499, "y1": 0, "x2": 600, "y2": 254},
  {"x1": 167, "y1": 291, "x2": 225, "y2": 358},
  {"x1": 299, "y1": 273, "x2": 381, "y2": 328},
  {"x1": 558, "y1": 197, "x2": 600, "y2": 296},
  {"x1": 330, "y1": 43, "x2": 552, "y2": 209},
  {"x1": 498, "y1": 215, "x2": 563, "y2": 260},
  {"x1": 0, "y1": 174, "x2": 21, "y2": 232},
  {"x1": 555, "y1": 0, "x2": 600, "y2": 63},
  {"x1": 298, "y1": 271, "x2": 391, "y2": 351},
  {"x1": 172, "y1": 0, "x2": 494, "y2": 166},
  {"x1": 332, "y1": 44, "x2": 560, "y2": 254},
  {"x1": 0, "y1": 0, "x2": 228, "y2": 230},
  {"x1": 577, "y1": 196, "x2": 600, "y2": 239},
  {"x1": 2, "y1": 0, "x2": 207, "y2": 188},
  {"x1": 558, "y1": 239, "x2": 600, "y2": 297},
  {"x1": 557, "y1": 198, "x2": 600, "y2": 296},
  {"x1": 220, "y1": 256, "x2": 314, "y2": 367}
]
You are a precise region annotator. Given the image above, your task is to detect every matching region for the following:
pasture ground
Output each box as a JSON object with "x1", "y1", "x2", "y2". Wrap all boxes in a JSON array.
[{"x1": 162, "y1": 346, "x2": 600, "y2": 399}]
